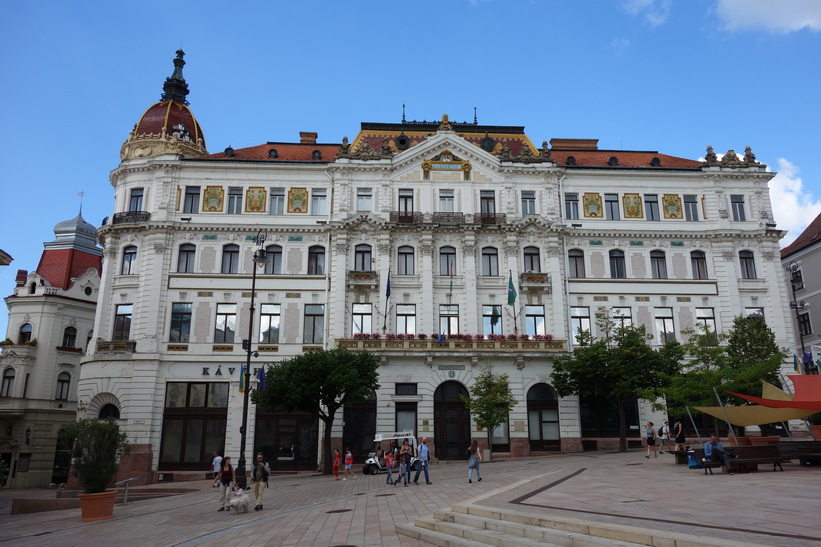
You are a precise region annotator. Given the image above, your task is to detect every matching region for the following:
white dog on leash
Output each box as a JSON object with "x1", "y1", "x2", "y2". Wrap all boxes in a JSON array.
[{"x1": 227, "y1": 488, "x2": 251, "y2": 514}]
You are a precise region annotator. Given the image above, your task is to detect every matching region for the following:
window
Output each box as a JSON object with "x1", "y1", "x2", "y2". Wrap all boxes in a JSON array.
[
  {"x1": 308, "y1": 246, "x2": 325, "y2": 275},
  {"x1": 525, "y1": 305, "x2": 546, "y2": 336},
  {"x1": 439, "y1": 190, "x2": 454, "y2": 212},
  {"x1": 352, "y1": 304, "x2": 373, "y2": 334},
  {"x1": 524, "y1": 247, "x2": 541, "y2": 273},
  {"x1": 650, "y1": 250, "x2": 667, "y2": 279},
  {"x1": 113, "y1": 304, "x2": 132, "y2": 341},
  {"x1": 221, "y1": 244, "x2": 240, "y2": 274},
  {"x1": 214, "y1": 304, "x2": 236, "y2": 343},
  {"x1": 481, "y1": 247, "x2": 499, "y2": 276},
  {"x1": 55, "y1": 372, "x2": 70, "y2": 400},
  {"x1": 483, "y1": 305, "x2": 503, "y2": 335},
  {"x1": 521, "y1": 191, "x2": 536, "y2": 215},
  {"x1": 178, "y1": 244, "x2": 196, "y2": 273},
  {"x1": 398, "y1": 189, "x2": 413, "y2": 214},
  {"x1": 121, "y1": 246, "x2": 137, "y2": 275},
  {"x1": 227, "y1": 187, "x2": 243, "y2": 214},
  {"x1": 395, "y1": 383, "x2": 417, "y2": 395},
  {"x1": 745, "y1": 307, "x2": 764, "y2": 319},
  {"x1": 439, "y1": 246, "x2": 456, "y2": 276},
  {"x1": 791, "y1": 268, "x2": 805, "y2": 291},
  {"x1": 259, "y1": 304, "x2": 281, "y2": 343},
  {"x1": 568, "y1": 249, "x2": 585, "y2": 278},
  {"x1": 311, "y1": 189, "x2": 327, "y2": 216},
  {"x1": 18, "y1": 323, "x2": 32, "y2": 344},
  {"x1": 303, "y1": 304, "x2": 325, "y2": 344},
  {"x1": 798, "y1": 313, "x2": 812, "y2": 337},
  {"x1": 264, "y1": 245, "x2": 282, "y2": 275},
  {"x1": 644, "y1": 194, "x2": 660, "y2": 221},
  {"x1": 99, "y1": 404, "x2": 120, "y2": 419},
  {"x1": 396, "y1": 304, "x2": 416, "y2": 334},
  {"x1": 739, "y1": 251, "x2": 757, "y2": 279},
  {"x1": 1, "y1": 369, "x2": 15, "y2": 397},
  {"x1": 565, "y1": 193, "x2": 579, "y2": 220},
  {"x1": 655, "y1": 307, "x2": 675, "y2": 343},
  {"x1": 356, "y1": 188, "x2": 372, "y2": 211},
  {"x1": 62, "y1": 327, "x2": 77, "y2": 348},
  {"x1": 570, "y1": 307, "x2": 590, "y2": 345},
  {"x1": 183, "y1": 186, "x2": 200, "y2": 214},
  {"x1": 169, "y1": 303, "x2": 192, "y2": 343},
  {"x1": 396, "y1": 401, "x2": 417, "y2": 438},
  {"x1": 684, "y1": 195, "x2": 699, "y2": 221},
  {"x1": 270, "y1": 188, "x2": 285, "y2": 215},
  {"x1": 397, "y1": 246, "x2": 415, "y2": 275},
  {"x1": 691, "y1": 251, "x2": 708, "y2": 280},
  {"x1": 354, "y1": 244, "x2": 372, "y2": 271},
  {"x1": 696, "y1": 308, "x2": 717, "y2": 343},
  {"x1": 609, "y1": 250, "x2": 626, "y2": 279},
  {"x1": 612, "y1": 307, "x2": 632, "y2": 327},
  {"x1": 129, "y1": 188, "x2": 144, "y2": 212},
  {"x1": 731, "y1": 195, "x2": 746, "y2": 221},
  {"x1": 605, "y1": 194, "x2": 620, "y2": 220},
  {"x1": 439, "y1": 304, "x2": 459, "y2": 335},
  {"x1": 480, "y1": 190, "x2": 496, "y2": 214}
]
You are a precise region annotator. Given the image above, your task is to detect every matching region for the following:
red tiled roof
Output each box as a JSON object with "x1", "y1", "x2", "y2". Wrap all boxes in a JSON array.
[
  {"x1": 35, "y1": 249, "x2": 102, "y2": 290},
  {"x1": 781, "y1": 210, "x2": 821, "y2": 258},
  {"x1": 197, "y1": 142, "x2": 340, "y2": 162},
  {"x1": 549, "y1": 150, "x2": 701, "y2": 169}
]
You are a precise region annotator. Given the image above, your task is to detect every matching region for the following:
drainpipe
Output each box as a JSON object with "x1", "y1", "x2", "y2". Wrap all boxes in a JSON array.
[
  {"x1": 557, "y1": 173, "x2": 572, "y2": 352},
  {"x1": 323, "y1": 169, "x2": 334, "y2": 349}
]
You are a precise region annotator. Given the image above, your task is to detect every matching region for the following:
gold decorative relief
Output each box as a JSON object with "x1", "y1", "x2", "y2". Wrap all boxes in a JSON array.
[
  {"x1": 583, "y1": 192, "x2": 603, "y2": 218},
  {"x1": 662, "y1": 194, "x2": 683, "y2": 219},
  {"x1": 288, "y1": 188, "x2": 308, "y2": 213},
  {"x1": 622, "y1": 193, "x2": 643, "y2": 218},
  {"x1": 203, "y1": 186, "x2": 224, "y2": 212},
  {"x1": 245, "y1": 187, "x2": 266, "y2": 212}
]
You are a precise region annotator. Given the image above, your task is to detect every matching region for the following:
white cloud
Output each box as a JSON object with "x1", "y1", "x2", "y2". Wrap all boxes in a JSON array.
[
  {"x1": 768, "y1": 158, "x2": 821, "y2": 247},
  {"x1": 611, "y1": 38, "x2": 631, "y2": 56},
  {"x1": 715, "y1": 0, "x2": 821, "y2": 33},
  {"x1": 622, "y1": 0, "x2": 672, "y2": 27}
]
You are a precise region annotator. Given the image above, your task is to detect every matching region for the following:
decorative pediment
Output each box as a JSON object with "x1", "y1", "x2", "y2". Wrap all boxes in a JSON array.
[
  {"x1": 339, "y1": 212, "x2": 388, "y2": 231},
  {"x1": 422, "y1": 149, "x2": 471, "y2": 180}
]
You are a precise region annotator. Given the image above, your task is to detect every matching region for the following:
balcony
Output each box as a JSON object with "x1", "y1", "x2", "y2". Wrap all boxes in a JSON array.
[
  {"x1": 390, "y1": 211, "x2": 424, "y2": 224},
  {"x1": 477, "y1": 213, "x2": 506, "y2": 225},
  {"x1": 431, "y1": 212, "x2": 465, "y2": 225},
  {"x1": 112, "y1": 211, "x2": 151, "y2": 224},
  {"x1": 520, "y1": 272, "x2": 550, "y2": 292},
  {"x1": 95, "y1": 340, "x2": 136, "y2": 353},
  {"x1": 347, "y1": 270, "x2": 379, "y2": 289},
  {"x1": 336, "y1": 337, "x2": 567, "y2": 354}
]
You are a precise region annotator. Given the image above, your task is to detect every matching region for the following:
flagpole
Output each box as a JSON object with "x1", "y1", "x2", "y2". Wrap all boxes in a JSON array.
[{"x1": 382, "y1": 268, "x2": 391, "y2": 333}]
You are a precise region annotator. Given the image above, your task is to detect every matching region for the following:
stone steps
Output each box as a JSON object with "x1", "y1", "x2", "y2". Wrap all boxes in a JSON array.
[{"x1": 397, "y1": 503, "x2": 755, "y2": 547}]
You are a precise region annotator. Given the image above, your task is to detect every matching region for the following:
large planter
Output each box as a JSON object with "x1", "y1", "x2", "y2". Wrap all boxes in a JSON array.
[{"x1": 79, "y1": 490, "x2": 117, "y2": 521}]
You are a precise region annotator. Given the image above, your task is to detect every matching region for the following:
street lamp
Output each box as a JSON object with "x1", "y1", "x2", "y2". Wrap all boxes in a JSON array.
[
  {"x1": 787, "y1": 261, "x2": 816, "y2": 375},
  {"x1": 236, "y1": 230, "x2": 269, "y2": 489}
]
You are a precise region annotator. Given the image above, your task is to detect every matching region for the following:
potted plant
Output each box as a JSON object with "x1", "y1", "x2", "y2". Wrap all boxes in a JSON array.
[{"x1": 65, "y1": 418, "x2": 131, "y2": 521}]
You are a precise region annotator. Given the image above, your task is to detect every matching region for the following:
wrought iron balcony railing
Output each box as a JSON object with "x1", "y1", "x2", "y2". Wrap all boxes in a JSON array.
[{"x1": 112, "y1": 211, "x2": 151, "y2": 224}]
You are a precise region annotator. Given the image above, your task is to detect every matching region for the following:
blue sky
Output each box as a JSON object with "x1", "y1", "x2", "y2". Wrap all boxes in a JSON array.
[{"x1": 1, "y1": 0, "x2": 820, "y2": 337}]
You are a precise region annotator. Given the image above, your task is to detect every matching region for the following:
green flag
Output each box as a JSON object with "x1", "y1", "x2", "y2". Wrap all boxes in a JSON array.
[{"x1": 507, "y1": 272, "x2": 516, "y2": 305}]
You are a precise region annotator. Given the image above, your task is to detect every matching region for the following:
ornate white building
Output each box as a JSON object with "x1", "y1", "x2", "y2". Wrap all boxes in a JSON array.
[{"x1": 77, "y1": 52, "x2": 794, "y2": 481}]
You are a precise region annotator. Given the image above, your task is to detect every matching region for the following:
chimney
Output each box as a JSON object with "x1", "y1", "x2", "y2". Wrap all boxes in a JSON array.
[
  {"x1": 549, "y1": 138, "x2": 599, "y2": 150},
  {"x1": 300, "y1": 132, "x2": 318, "y2": 144}
]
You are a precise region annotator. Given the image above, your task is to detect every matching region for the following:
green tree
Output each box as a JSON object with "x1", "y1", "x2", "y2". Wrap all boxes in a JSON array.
[
  {"x1": 551, "y1": 308, "x2": 683, "y2": 452},
  {"x1": 252, "y1": 347, "x2": 380, "y2": 474},
  {"x1": 459, "y1": 363, "x2": 517, "y2": 461}
]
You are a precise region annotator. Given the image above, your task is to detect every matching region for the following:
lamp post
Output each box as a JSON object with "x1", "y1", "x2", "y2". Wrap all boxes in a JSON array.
[
  {"x1": 787, "y1": 261, "x2": 816, "y2": 375},
  {"x1": 236, "y1": 230, "x2": 268, "y2": 489}
]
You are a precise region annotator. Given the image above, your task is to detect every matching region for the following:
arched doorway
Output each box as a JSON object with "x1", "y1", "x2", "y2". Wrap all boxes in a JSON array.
[
  {"x1": 433, "y1": 381, "x2": 470, "y2": 460},
  {"x1": 51, "y1": 428, "x2": 74, "y2": 485},
  {"x1": 343, "y1": 391, "x2": 377, "y2": 462},
  {"x1": 527, "y1": 383, "x2": 560, "y2": 451}
]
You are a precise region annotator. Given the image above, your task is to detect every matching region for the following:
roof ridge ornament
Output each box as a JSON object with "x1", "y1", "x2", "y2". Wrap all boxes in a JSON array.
[{"x1": 161, "y1": 49, "x2": 190, "y2": 105}]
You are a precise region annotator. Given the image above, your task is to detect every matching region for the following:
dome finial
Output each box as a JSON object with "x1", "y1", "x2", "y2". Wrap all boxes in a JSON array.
[{"x1": 161, "y1": 49, "x2": 190, "y2": 105}]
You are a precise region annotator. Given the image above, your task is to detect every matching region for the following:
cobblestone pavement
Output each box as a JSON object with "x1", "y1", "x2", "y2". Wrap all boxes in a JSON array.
[{"x1": 0, "y1": 449, "x2": 819, "y2": 546}]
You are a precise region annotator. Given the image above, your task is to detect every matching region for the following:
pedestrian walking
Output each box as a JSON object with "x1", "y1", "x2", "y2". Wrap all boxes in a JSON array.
[
  {"x1": 468, "y1": 439, "x2": 482, "y2": 483},
  {"x1": 645, "y1": 422, "x2": 658, "y2": 459},
  {"x1": 413, "y1": 437, "x2": 432, "y2": 485},
  {"x1": 673, "y1": 420, "x2": 686, "y2": 452},
  {"x1": 216, "y1": 456, "x2": 236, "y2": 511},
  {"x1": 396, "y1": 438, "x2": 412, "y2": 486},
  {"x1": 332, "y1": 448, "x2": 341, "y2": 480},
  {"x1": 343, "y1": 447, "x2": 357, "y2": 480},
  {"x1": 385, "y1": 449, "x2": 395, "y2": 484},
  {"x1": 659, "y1": 420, "x2": 670, "y2": 453},
  {"x1": 250, "y1": 452, "x2": 270, "y2": 511},
  {"x1": 210, "y1": 451, "x2": 223, "y2": 486}
]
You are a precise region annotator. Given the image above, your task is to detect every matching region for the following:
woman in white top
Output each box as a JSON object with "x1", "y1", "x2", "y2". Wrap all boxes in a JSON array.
[{"x1": 468, "y1": 439, "x2": 482, "y2": 483}]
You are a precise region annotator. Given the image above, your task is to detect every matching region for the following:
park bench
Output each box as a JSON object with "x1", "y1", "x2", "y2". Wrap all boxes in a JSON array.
[
  {"x1": 692, "y1": 445, "x2": 789, "y2": 475},
  {"x1": 777, "y1": 441, "x2": 821, "y2": 466}
]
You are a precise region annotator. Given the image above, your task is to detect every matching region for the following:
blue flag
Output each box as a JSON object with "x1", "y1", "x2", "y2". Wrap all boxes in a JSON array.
[
  {"x1": 437, "y1": 333, "x2": 446, "y2": 345},
  {"x1": 239, "y1": 364, "x2": 246, "y2": 393},
  {"x1": 256, "y1": 364, "x2": 267, "y2": 391},
  {"x1": 386, "y1": 270, "x2": 391, "y2": 298},
  {"x1": 794, "y1": 354, "x2": 801, "y2": 372}
]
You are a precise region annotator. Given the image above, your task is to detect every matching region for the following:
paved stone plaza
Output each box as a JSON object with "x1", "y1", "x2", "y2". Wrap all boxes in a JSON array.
[{"x1": 0, "y1": 450, "x2": 819, "y2": 546}]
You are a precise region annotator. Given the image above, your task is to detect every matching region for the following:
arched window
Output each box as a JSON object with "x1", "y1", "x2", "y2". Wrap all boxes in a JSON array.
[
  {"x1": 18, "y1": 323, "x2": 32, "y2": 345},
  {"x1": 62, "y1": 327, "x2": 77, "y2": 348},
  {"x1": 354, "y1": 244, "x2": 372, "y2": 271},
  {"x1": 177, "y1": 244, "x2": 196, "y2": 273},
  {"x1": 55, "y1": 372, "x2": 71, "y2": 400},
  {"x1": 221, "y1": 244, "x2": 240, "y2": 274},
  {"x1": 308, "y1": 246, "x2": 325, "y2": 275},
  {"x1": 264, "y1": 245, "x2": 282, "y2": 275},
  {"x1": 28, "y1": 282, "x2": 36, "y2": 295},
  {"x1": 650, "y1": 250, "x2": 667, "y2": 279},
  {"x1": 739, "y1": 250, "x2": 757, "y2": 279},
  {"x1": 481, "y1": 247, "x2": 499, "y2": 276},
  {"x1": 1, "y1": 368, "x2": 15, "y2": 397},
  {"x1": 524, "y1": 246, "x2": 541, "y2": 273},
  {"x1": 609, "y1": 250, "x2": 626, "y2": 279},
  {"x1": 121, "y1": 246, "x2": 137, "y2": 275},
  {"x1": 568, "y1": 249, "x2": 585, "y2": 278},
  {"x1": 691, "y1": 251, "x2": 708, "y2": 280},
  {"x1": 397, "y1": 246, "x2": 415, "y2": 275},
  {"x1": 439, "y1": 246, "x2": 456, "y2": 276},
  {"x1": 98, "y1": 404, "x2": 120, "y2": 420}
]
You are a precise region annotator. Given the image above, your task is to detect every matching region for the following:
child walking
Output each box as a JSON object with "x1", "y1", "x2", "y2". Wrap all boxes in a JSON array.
[
  {"x1": 343, "y1": 447, "x2": 357, "y2": 480},
  {"x1": 332, "y1": 448, "x2": 341, "y2": 480}
]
